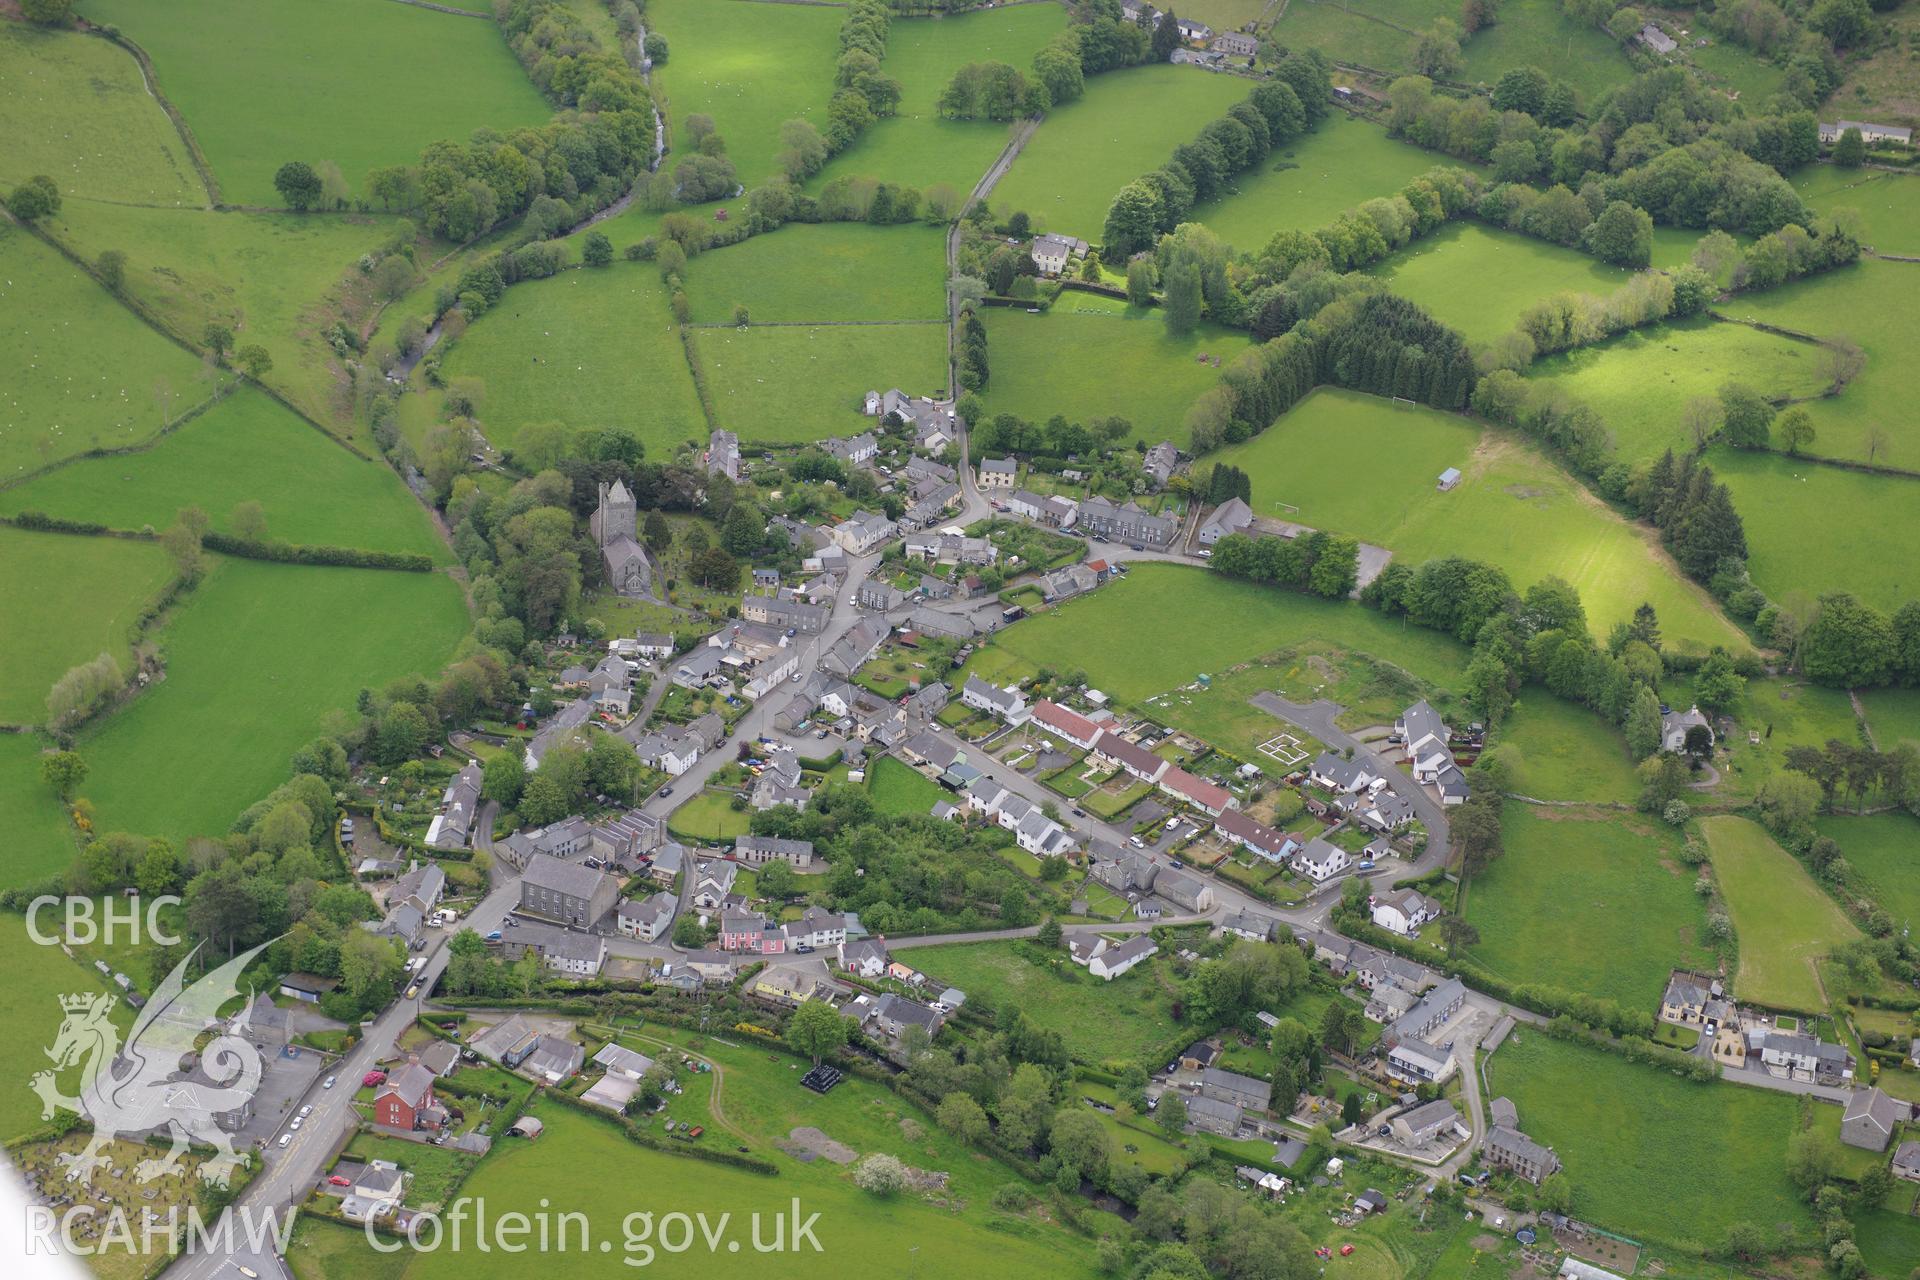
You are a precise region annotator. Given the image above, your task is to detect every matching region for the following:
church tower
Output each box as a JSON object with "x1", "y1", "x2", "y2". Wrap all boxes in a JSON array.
[{"x1": 591, "y1": 479, "x2": 637, "y2": 548}]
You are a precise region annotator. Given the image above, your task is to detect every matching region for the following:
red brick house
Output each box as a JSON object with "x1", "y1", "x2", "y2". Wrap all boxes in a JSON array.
[{"x1": 374, "y1": 1061, "x2": 442, "y2": 1133}]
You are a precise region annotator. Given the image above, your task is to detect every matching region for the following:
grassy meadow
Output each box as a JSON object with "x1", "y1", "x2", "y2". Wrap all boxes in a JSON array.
[
  {"x1": 1794, "y1": 167, "x2": 1920, "y2": 257},
  {"x1": 0, "y1": 918, "x2": 135, "y2": 1143},
  {"x1": 1701, "y1": 815, "x2": 1859, "y2": 1012},
  {"x1": 993, "y1": 62, "x2": 1253, "y2": 239},
  {"x1": 1485, "y1": 1031, "x2": 1811, "y2": 1253},
  {"x1": 979, "y1": 294, "x2": 1250, "y2": 446},
  {"x1": 1365, "y1": 221, "x2": 1635, "y2": 347},
  {"x1": 691, "y1": 321, "x2": 947, "y2": 444},
  {"x1": 1863, "y1": 688, "x2": 1920, "y2": 752},
  {"x1": 1711, "y1": 448, "x2": 1920, "y2": 615},
  {"x1": 1815, "y1": 813, "x2": 1920, "y2": 936},
  {"x1": 813, "y1": 5, "x2": 1067, "y2": 192},
  {"x1": 0, "y1": 527, "x2": 177, "y2": 728},
  {"x1": 680, "y1": 223, "x2": 946, "y2": 323},
  {"x1": 971, "y1": 562, "x2": 1467, "y2": 706},
  {"x1": 1266, "y1": 0, "x2": 1428, "y2": 74},
  {"x1": 866, "y1": 755, "x2": 950, "y2": 818},
  {"x1": 79, "y1": 557, "x2": 469, "y2": 842},
  {"x1": 1496, "y1": 692, "x2": 1641, "y2": 804},
  {"x1": 1522, "y1": 315, "x2": 1830, "y2": 465},
  {"x1": 0, "y1": 734, "x2": 80, "y2": 889},
  {"x1": 1457, "y1": 0, "x2": 1638, "y2": 102},
  {"x1": 80, "y1": 0, "x2": 552, "y2": 207},
  {"x1": 1193, "y1": 114, "x2": 1467, "y2": 253},
  {"x1": 431, "y1": 263, "x2": 706, "y2": 459},
  {"x1": 1206, "y1": 390, "x2": 1748, "y2": 653},
  {"x1": 1462, "y1": 805, "x2": 1714, "y2": 1008},
  {"x1": 44, "y1": 200, "x2": 403, "y2": 431},
  {"x1": 0, "y1": 388, "x2": 448, "y2": 560},
  {"x1": 0, "y1": 224, "x2": 216, "y2": 479},
  {"x1": 647, "y1": 0, "x2": 844, "y2": 189},
  {"x1": 1719, "y1": 259, "x2": 1918, "y2": 467},
  {"x1": 0, "y1": 22, "x2": 203, "y2": 206}
]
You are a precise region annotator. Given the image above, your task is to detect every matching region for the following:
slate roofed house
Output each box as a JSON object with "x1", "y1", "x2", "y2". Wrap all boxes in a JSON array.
[
  {"x1": 1661, "y1": 704, "x2": 1713, "y2": 754},
  {"x1": 707, "y1": 428, "x2": 741, "y2": 480},
  {"x1": 1088, "y1": 934, "x2": 1157, "y2": 980},
  {"x1": 1371, "y1": 888, "x2": 1441, "y2": 937},
  {"x1": 1390, "y1": 1098, "x2": 1463, "y2": 1146},
  {"x1": 691, "y1": 858, "x2": 738, "y2": 909},
  {"x1": 616, "y1": 892, "x2": 678, "y2": 942},
  {"x1": 1389, "y1": 976, "x2": 1465, "y2": 1044},
  {"x1": 1639, "y1": 22, "x2": 1677, "y2": 54},
  {"x1": 1486, "y1": 1125, "x2": 1561, "y2": 1183},
  {"x1": 961, "y1": 674, "x2": 1027, "y2": 721},
  {"x1": 375, "y1": 1062, "x2": 439, "y2": 1133},
  {"x1": 1214, "y1": 808, "x2": 1296, "y2": 863},
  {"x1": 1183, "y1": 1093, "x2": 1243, "y2": 1137},
  {"x1": 1078, "y1": 495, "x2": 1176, "y2": 545},
  {"x1": 1198, "y1": 497, "x2": 1253, "y2": 545},
  {"x1": 734, "y1": 834, "x2": 815, "y2": 868},
  {"x1": 1143, "y1": 441, "x2": 1180, "y2": 487},
  {"x1": 839, "y1": 937, "x2": 891, "y2": 978},
  {"x1": 391, "y1": 860, "x2": 446, "y2": 915},
  {"x1": 860, "y1": 992, "x2": 945, "y2": 1043},
  {"x1": 1029, "y1": 234, "x2": 1081, "y2": 277},
  {"x1": 1218, "y1": 908, "x2": 1277, "y2": 942},
  {"x1": 832, "y1": 509, "x2": 896, "y2": 555},
  {"x1": 1661, "y1": 974, "x2": 1712, "y2": 1024},
  {"x1": 742, "y1": 593, "x2": 828, "y2": 635},
  {"x1": 1040, "y1": 562, "x2": 1100, "y2": 603},
  {"x1": 518, "y1": 853, "x2": 619, "y2": 929},
  {"x1": 1434, "y1": 763, "x2": 1471, "y2": 806},
  {"x1": 1212, "y1": 30, "x2": 1258, "y2": 56},
  {"x1": 1199, "y1": 1067, "x2": 1272, "y2": 1113},
  {"x1": 1310, "y1": 750, "x2": 1379, "y2": 795},
  {"x1": 1894, "y1": 1141, "x2": 1920, "y2": 1182},
  {"x1": 1148, "y1": 866, "x2": 1215, "y2": 913},
  {"x1": 1753, "y1": 1031, "x2": 1854, "y2": 1085},
  {"x1": 1841, "y1": 1086, "x2": 1906, "y2": 1151},
  {"x1": 1293, "y1": 836, "x2": 1350, "y2": 883},
  {"x1": 426, "y1": 761, "x2": 484, "y2": 850},
  {"x1": 1031, "y1": 699, "x2": 1103, "y2": 750},
  {"x1": 823, "y1": 432, "x2": 879, "y2": 465},
  {"x1": 1092, "y1": 729, "x2": 1169, "y2": 783},
  {"x1": 1819, "y1": 120, "x2": 1914, "y2": 145},
  {"x1": 1386, "y1": 1037, "x2": 1455, "y2": 1084}
]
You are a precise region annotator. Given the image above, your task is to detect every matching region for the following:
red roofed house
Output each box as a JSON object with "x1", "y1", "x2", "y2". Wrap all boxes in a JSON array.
[
  {"x1": 1093, "y1": 730, "x2": 1169, "y2": 784},
  {"x1": 1160, "y1": 766, "x2": 1235, "y2": 816},
  {"x1": 1032, "y1": 700, "x2": 1103, "y2": 751},
  {"x1": 1215, "y1": 809, "x2": 1297, "y2": 863}
]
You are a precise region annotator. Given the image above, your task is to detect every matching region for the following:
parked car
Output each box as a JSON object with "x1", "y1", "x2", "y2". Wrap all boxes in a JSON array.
[
  {"x1": 1355, "y1": 859, "x2": 1375, "y2": 870},
  {"x1": 1340, "y1": 1245, "x2": 1355, "y2": 1257},
  {"x1": 1129, "y1": 836, "x2": 1145, "y2": 848},
  {"x1": 289, "y1": 1118, "x2": 302, "y2": 1132},
  {"x1": 299, "y1": 1105, "x2": 312, "y2": 1118},
  {"x1": 278, "y1": 1134, "x2": 291, "y2": 1148},
  {"x1": 328, "y1": 1175, "x2": 350, "y2": 1187}
]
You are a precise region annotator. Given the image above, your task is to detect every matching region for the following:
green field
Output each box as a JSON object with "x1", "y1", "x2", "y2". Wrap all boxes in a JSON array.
[
  {"x1": 664, "y1": 788, "x2": 752, "y2": 841},
  {"x1": 1858, "y1": 1205, "x2": 1920, "y2": 1279},
  {"x1": 972, "y1": 562, "x2": 1467, "y2": 706},
  {"x1": 0, "y1": 22, "x2": 203, "y2": 206},
  {"x1": 1863, "y1": 688, "x2": 1920, "y2": 752},
  {"x1": 1701, "y1": 815, "x2": 1860, "y2": 1012},
  {"x1": 1485, "y1": 1032, "x2": 1811, "y2": 1253},
  {"x1": 1366, "y1": 221, "x2": 1635, "y2": 347},
  {"x1": 1794, "y1": 166, "x2": 1920, "y2": 257},
  {"x1": 1194, "y1": 114, "x2": 1464, "y2": 253},
  {"x1": 0, "y1": 734, "x2": 79, "y2": 889},
  {"x1": 896, "y1": 938, "x2": 1181, "y2": 1064},
  {"x1": 1463, "y1": 805, "x2": 1714, "y2": 1007},
  {"x1": 691, "y1": 321, "x2": 947, "y2": 445},
  {"x1": 80, "y1": 0, "x2": 553, "y2": 207},
  {"x1": 0, "y1": 388, "x2": 448, "y2": 561},
  {"x1": 1815, "y1": 813, "x2": 1920, "y2": 936},
  {"x1": 813, "y1": 5, "x2": 1067, "y2": 193},
  {"x1": 0, "y1": 527, "x2": 177, "y2": 728},
  {"x1": 1206, "y1": 390, "x2": 1749, "y2": 653},
  {"x1": 993, "y1": 62, "x2": 1253, "y2": 239},
  {"x1": 431, "y1": 263, "x2": 707, "y2": 459},
  {"x1": 1719, "y1": 259, "x2": 1919, "y2": 467},
  {"x1": 680, "y1": 224, "x2": 946, "y2": 324},
  {"x1": 1458, "y1": 0, "x2": 1637, "y2": 102},
  {"x1": 79, "y1": 557, "x2": 469, "y2": 842},
  {"x1": 1711, "y1": 448, "x2": 1920, "y2": 615},
  {"x1": 0, "y1": 224, "x2": 216, "y2": 479},
  {"x1": 44, "y1": 200, "x2": 403, "y2": 430},
  {"x1": 648, "y1": 0, "x2": 843, "y2": 190},
  {"x1": 1496, "y1": 693, "x2": 1640, "y2": 804},
  {"x1": 0, "y1": 917, "x2": 136, "y2": 1143},
  {"x1": 1266, "y1": 0, "x2": 1424, "y2": 74},
  {"x1": 978, "y1": 296, "x2": 1250, "y2": 446},
  {"x1": 1523, "y1": 316, "x2": 1830, "y2": 465},
  {"x1": 866, "y1": 756, "x2": 950, "y2": 818}
]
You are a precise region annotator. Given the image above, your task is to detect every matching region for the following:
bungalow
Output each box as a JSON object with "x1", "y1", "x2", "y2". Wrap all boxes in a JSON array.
[
  {"x1": 1215, "y1": 809, "x2": 1297, "y2": 863},
  {"x1": 1293, "y1": 837, "x2": 1350, "y2": 883},
  {"x1": 1371, "y1": 888, "x2": 1441, "y2": 937},
  {"x1": 1092, "y1": 729, "x2": 1169, "y2": 783},
  {"x1": 1159, "y1": 765, "x2": 1235, "y2": 816},
  {"x1": 1390, "y1": 1098, "x2": 1463, "y2": 1146},
  {"x1": 1088, "y1": 934, "x2": 1157, "y2": 980},
  {"x1": 753, "y1": 963, "x2": 828, "y2": 1007},
  {"x1": 1841, "y1": 1086, "x2": 1905, "y2": 1151},
  {"x1": 1197, "y1": 497, "x2": 1253, "y2": 546},
  {"x1": 1040, "y1": 562, "x2": 1100, "y2": 602},
  {"x1": 1198, "y1": 1067, "x2": 1272, "y2": 1113},
  {"x1": 1031, "y1": 699, "x2": 1103, "y2": 750},
  {"x1": 1179, "y1": 1039, "x2": 1220, "y2": 1071},
  {"x1": 858, "y1": 992, "x2": 945, "y2": 1045},
  {"x1": 979, "y1": 457, "x2": 1017, "y2": 489}
]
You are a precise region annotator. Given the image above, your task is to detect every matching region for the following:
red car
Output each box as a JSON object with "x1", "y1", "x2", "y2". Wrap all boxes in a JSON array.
[
  {"x1": 328, "y1": 1176, "x2": 350, "y2": 1187},
  {"x1": 362, "y1": 1071, "x2": 386, "y2": 1088},
  {"x1": 1339, "y1": 1245, "x2": 1355, "y2": 1257}
]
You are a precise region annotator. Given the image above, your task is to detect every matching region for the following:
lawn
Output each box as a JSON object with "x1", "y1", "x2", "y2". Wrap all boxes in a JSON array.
[
  {"x1": 993, "y1": 61, "x2": 1254, "y2": 240},
  {"x1": 664, "y1": 788, "x2": 752, "y2": 841},
  {"x1": 1484, "y1": 1031, "x2": 1811, "y2": 1254},
  {"x1": 1496, "y1": 693, "x2": 1640, "y2": 804},
  {"x1": 1365, "y1": 221, "x2": 1637, "y2": 348},
  {"x1": 894, "y1": 938, "x2": 1182, "y2": 1065},
  {"x1": 1720, "y1": 259, "x2": 1919, "y2": 468},
  {"x1": 0, "y1": 734, "x2": 78, "y2": 890},
  {"x1": 81, "y1": 0, "x2": 553, "y2": 207},
  {"x1": 0, "y1": 387, "x2": 448, "y2": 561},
  {"x1": 0, "y1": 915, "x2": 136, "y2": 1143},
  {"x1": 1793, "y1": 166, "x2": 1920, "y2": 257},
  {"x1": 287, "y1": 1218, "x2": 412, "y2": 1280},
  {"x1": 78, "y1": 557, "x2": 470, "y2": 842},
  {"x1": 812, "y1": 5, "x2": 1067, "y2": 193},
  {"x1": 1463, "y1": 805, "x2": 1714, "y2": 1008},
  {"x1": 1858, "y1": 1204, "x2": 1920, "y2": 1279},
  {"x1": 1522, "y1": 315, "x2": 1830, "y2": 465},
  {"x1": 1815, "y1": 813, "x2": 1920, "y2": 936},
  {"x1": 0, "y1": 224, "x2": 216, "y2": 479},
  {"x1": 397, "y1": 1093, "x2": 1102, "y2": 1280},
  {"x1": 978, "y1": 296, "x2": 1250, "y2": 447},
  {"x1": 1209, "y1": 390, "x2": 1750, "y2": 654},
  {"x1": 0, "y1": 22, "x2": 203, "y2": 206},
  {"x1": 430, "y1": 262, "x2": 707, "y2": 459},
  {"x1": 1457, "y1": 0, "x2": 1638, "y2": 104},
  {"x1": 691, "y1": 321, "x2": 947, "y2": 445},
  {"x1": 0, "y1": 526, "x2": 177, "y2": 728},
  {"x1": 647, "y1": 0, "x2": 844, "y2": 190},
  {"x1": 680, "y1": 223, "x2": 946, "y2": 324},
  {"x1": 1710, "y1": 447, "x2": 1920, "y2": 615},
  {"x1": 865, "y1": 756, "x2": 949, "y2": 819},
  {"x1": 973, "y1": 562, "x2": 1467, "y2": 707},
  {"x1": 42, "y1": 200, "x2": 405, "y2": 431},
  {"x1": 1700, "y1": 814, "x2": 1860, "y2": 1013}
]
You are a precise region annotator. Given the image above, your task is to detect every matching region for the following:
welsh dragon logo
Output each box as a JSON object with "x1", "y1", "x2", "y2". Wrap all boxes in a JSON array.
[{"x1": 31, "y1": 941, "x2": 274, "y2": 1189}]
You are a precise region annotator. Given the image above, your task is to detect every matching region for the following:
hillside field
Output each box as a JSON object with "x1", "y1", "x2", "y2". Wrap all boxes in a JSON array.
[
  {"x1": 691, "y1": 321, "x2": 947, "y2": 444},
  {"x1": 1701, "y1": 815, "x2": 1859, "y2": 1012},
  {"x1": 679, "y1": 223, "x2": 946, "y2": 324}
]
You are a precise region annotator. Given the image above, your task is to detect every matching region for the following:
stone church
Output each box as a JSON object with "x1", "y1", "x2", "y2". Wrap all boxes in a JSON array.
[{"x1": 591, "y1": 479, "x2": 656, "y2": 599}]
